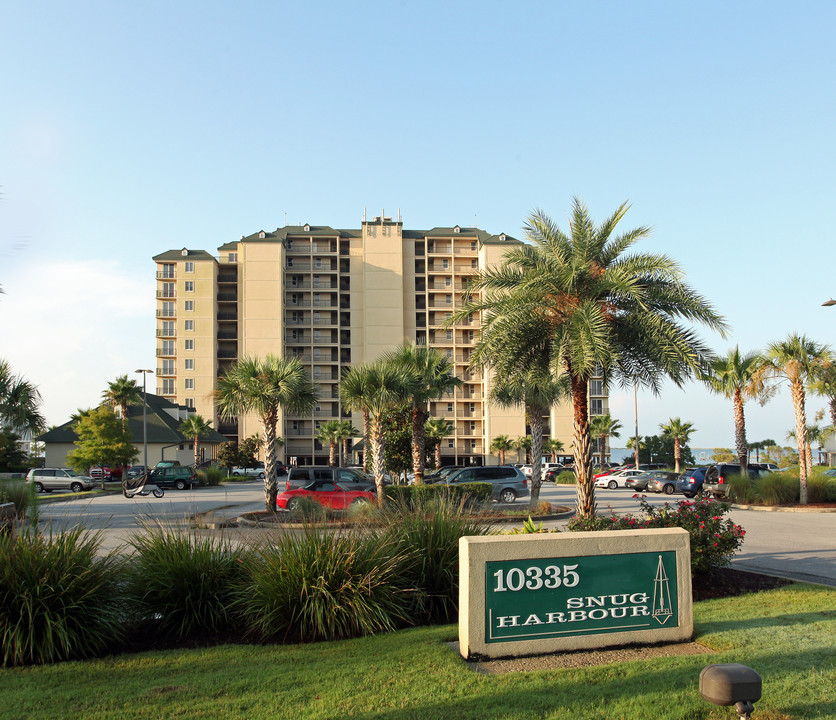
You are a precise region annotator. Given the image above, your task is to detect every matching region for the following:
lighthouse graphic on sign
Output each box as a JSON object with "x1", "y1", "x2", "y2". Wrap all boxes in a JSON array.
[{"x1": 651, "y1": 555, "x2": 673, "y2": 625}]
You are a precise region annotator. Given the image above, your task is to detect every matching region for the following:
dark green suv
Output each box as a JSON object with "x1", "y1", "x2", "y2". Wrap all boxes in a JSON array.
[{"x1": 149, "y1": 466, "x2": 199, "y2": 490}]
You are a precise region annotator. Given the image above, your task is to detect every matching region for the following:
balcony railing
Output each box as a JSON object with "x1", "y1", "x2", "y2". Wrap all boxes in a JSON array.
[
  {"x1": 156, "y1": 291, "x2": 176, "y2": 299},
  {"x1": 156, "y1": 271, "x2": 176, "y2": 279},
  {"x1": 156, "y1": 309, "x2": 176, "y2": 317},
  {"x1": 156, "y1": 348, "x2": 175, "y2": 357},
  {"x1": 156, "y1": 329, "x2": 176, "y2": 337}
]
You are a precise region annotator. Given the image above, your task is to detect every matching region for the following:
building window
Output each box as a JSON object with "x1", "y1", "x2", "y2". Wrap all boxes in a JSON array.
[
  {"x1": 161, "y1": 340, "x2": 175, "y2": 355},
  {"x1": 161, "y1": 379, "x2": 175, "y2": 395},
  {"x1": 445, "y1": 276, "x2": 451, "y2": 287},
  {"x1": 447, "y1": 439, "x2": 454, "y2": 448},
  {"x1": 185, "y1": 378, "x2": 194, "y2": 390},
  {"x1": 590, "y1": 398, "x2": 604, "y2": 415},
  {"x1": 185, "y1": 398, "x2": 195, "y2": 408},
  {"x1": 185, "y1": 320, "x2": 194, "y2": 331},
  {"x1": 286, "y1": 257, "x2": 293, "y2": 267},
  {"x1": 471, "y1": 241, "x2": 477, "y2": 251},
  {"x1": 161, "y1": 263, "x2": 175, "y2": 279},
  {"x1": 471, "y1": 259, "x2": 478, "y2": 268},
  {"x1": 446, "y1": 349, "x2": 453, "y2": 359},
  {"x1": 228, "y1": 253, "x2": 237, "y2": 263},
  {"x1": 590, "y1": 379, "x2": 604, "y2": 396},
  {"x1": 184, "y1": 300, "x2": 194, "y2": 312},
  {"x1": 184, "y1": 261, "x2": 194, "y2": 273},
  {"x1": 162, "y1": 282, "x2": 175, "y2": 298},
  {"x1": 185, "y1": 340, "x2": 194, "y2": 351},
  {"x1": 161, "y1": 321, "x2": 175, "y2": 336},
  {"x1": 291, "y1": 294, "x2": 299, "y2": 305},
  {"x1": 447, "y1": 403, "x2": 453, "y2": 413},
  {"x1": 315, "y1": 258, "x2": 322, "y2": 269},
  {"x1": 161, "y1": 359, "x2": 175, "y2": 375},
  {"x1": 470, "y1": 439, "x2": 477, "y2": 450},
  {"x1": 161, "y1": 301, "x2": 175, "y2": 317},
  {"x1": 184, "y1": 359, "x2": 194, "y2": 370},
  {"x1": 184, "y1": 281, "x2": 194, "y2": 292},
  {"x1": 442, "y1": 259, "x2": 449, "y2": 269},
  {"x1": 446, "y1": 329, "x2": 452, "y2": 340}
]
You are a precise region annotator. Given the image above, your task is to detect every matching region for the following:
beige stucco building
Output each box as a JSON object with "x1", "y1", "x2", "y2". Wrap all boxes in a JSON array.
[{"x1": 153, "y1": 213, "x2": 609, "y2": 466}]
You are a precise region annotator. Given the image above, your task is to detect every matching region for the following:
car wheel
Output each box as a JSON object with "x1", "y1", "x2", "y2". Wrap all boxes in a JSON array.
[
  {"x1": 258, "y1": 472, "x2": 265, "y2": 479},
  {"x1": 351, "y1": 497, "x2": 369, "y2": 506},
  {"x1": 70, "y1": 482, "x2": 83, "y2": 493},
  {"x1": 286, "y1": 498, "x2": 299, "y2": 512},
  {"x1": 684, "y1": 493, "x2": 695, "y2": 499},
  {"x1": 232, "y1": 471, "x2": 241, "y2": 476},
  {"x1": 175, "y1": 479, "x2": 187, "y2": 490},
  {"x1": 608, "y1": 480, "x2": 618, "y2": 489},
  {"x1": 34, "y1": 482, "x2": 44, "y2": 493},
  {"x1": 499, "y1": 489, "x2": 517, "y2": 503},
  {"x1": 663, "y1": 484, "x2": 675, "y2": 495},
  {"x1": 152, "y1": 488, "x2": 164, "y2": 498}
]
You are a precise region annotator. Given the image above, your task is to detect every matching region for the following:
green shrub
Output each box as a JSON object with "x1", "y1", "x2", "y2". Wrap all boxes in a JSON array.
[
  {"x1": 198, "y1": 467, "x2": 224, "y2": 486},
  {"x1": 375, "y1": 496, "x2": 493, "y2": 624},
  {"x1": 383, "y1": 482, "x2": 492, "y2": 509},
  {"x1": 0, "y1": 480, "x2": 37, "y2": 523},
  {"x1": 757, "y1": 473, "x2": 798, "y2": 505},
  {"x1": 241, "y1": 526, "x2": 410, "y2": 642},
  {"x1": 125, "y1": 526, "x2": 249, "y2": 640},
  {"x1": 567, "y1": 496, "x2": 745, "y2": 578},
  {"x1": 0, "y1": 527, "x2": 125, "y2": 666},
  {"x1": 727, "y1": 475, "x2": 757, "y2": 503},
  {"x1": 287, "y1": 494, "x2": 327, "y2": 521},
  {"x1": 555, "y1": 471, "x2": 576, "y2": 484}
]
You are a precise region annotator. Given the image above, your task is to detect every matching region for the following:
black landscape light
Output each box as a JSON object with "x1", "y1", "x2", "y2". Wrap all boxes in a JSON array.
[{"x1": 699, "y1": 663, "x2": 762, "y2": 719}]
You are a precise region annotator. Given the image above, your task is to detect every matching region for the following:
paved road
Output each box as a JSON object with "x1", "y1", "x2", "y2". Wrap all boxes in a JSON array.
[{"x1": 35, "y1": 480, "x2": 836, "y2": 587}]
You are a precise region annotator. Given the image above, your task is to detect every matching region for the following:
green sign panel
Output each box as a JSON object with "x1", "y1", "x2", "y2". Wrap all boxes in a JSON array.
[{"x1": 484, "y1": 551, "x2": 678, "y2": 643}]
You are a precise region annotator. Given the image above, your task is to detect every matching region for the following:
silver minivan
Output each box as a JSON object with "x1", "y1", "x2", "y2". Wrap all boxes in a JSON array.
[
  {"x1": 442, "y1": 465, "x2": 529, "y2": 503},
  {"x1": 26, "y1": 468, "x2": 97, "y2": 493}
]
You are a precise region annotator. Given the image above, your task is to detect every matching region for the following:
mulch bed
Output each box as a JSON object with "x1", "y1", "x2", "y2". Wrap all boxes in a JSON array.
[{"x1": 693, "y1": 567, "x2": 791, "y2": 601}]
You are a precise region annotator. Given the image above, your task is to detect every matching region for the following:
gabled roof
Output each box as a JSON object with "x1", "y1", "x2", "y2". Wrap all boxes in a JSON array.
[
  {"x1": 152, "y1": 249, "x2": 217, "y2": 262},
  {"x1": 39, "y1": 394, "x2": 227, "y2": 445}
]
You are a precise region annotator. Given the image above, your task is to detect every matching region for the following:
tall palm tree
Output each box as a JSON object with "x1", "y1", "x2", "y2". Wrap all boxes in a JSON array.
[
  {"x1": 102, "y1": 375, "x2": 142, "y2": 431},
  {"x1": 514, "y1": 435, "x2": 532, "y2": 464},
  {"x1": 384, "y1": 342, "x2": 461, "y2": 484},
  {"x1": 810, "y1": 359, "x2": 836, "y2": 431},
  {"x1": 453, "y1": 199, "x2": 726, "y2": 518},
  {"x1": 545, "y1": 438, "x2": 565, "y2": 462},
  {"x1": 589, "y1": 414, "x2": 622, "y2": 468},
  {"x1": 659, "y1": 417, "x2": 695, "y2": 473},
  {"x1": 425, "y1": 417, "x2": 453, "y2": 469},
  {"x1": 490, "y1": 434, "x2": 514, "y2": 465},
  {"x1": 340, "y1": 360, "x2": 409, "y2": 502},
  {"x1": 215, "y1": 355, "x2": 317, "y2": 510},
  {"x1": 179, "y1": 414, "x2": 213, "y2": 467},
  {"x1": 491, "y1": 368, "x2": 568, "y2": 509},
  {"x1": 338, "y1": 419, "x2": 360, "y2": 467},
  {"x1": 0, "y1": 359, "x2": 45, "y2": 435},
  {"x1": 701, "y1": 347, "x2": 762, "y2": 475},
  {"x1": 315, "y1": 419, "x2": 345, "y2": 466},
  {"x1": 340, "y1": 365, "x2": 375, "y2": 473},
  {"x1": 756, "y1": 334, "x2": 831, "y2": 504}
]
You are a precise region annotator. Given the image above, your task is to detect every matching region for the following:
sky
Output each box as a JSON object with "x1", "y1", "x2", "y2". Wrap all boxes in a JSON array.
[{"x1": 1, "y1": 1, "x2": 835, "y2": 449}]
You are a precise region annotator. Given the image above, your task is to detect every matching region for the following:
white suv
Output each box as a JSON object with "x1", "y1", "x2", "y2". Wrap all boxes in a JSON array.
[
  {"x1": 521, "y1": 463, "x2": 564, "y2": 477},
  {"x1": 26, "y1": 468, "x2": 97, "y2": 493}
]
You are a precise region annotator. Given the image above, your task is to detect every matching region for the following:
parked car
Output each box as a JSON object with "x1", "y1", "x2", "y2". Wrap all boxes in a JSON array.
[
  {"x1": 286, "y1": 466, "x2": 375, "y2": 491},
  {"x1": 26, "y1": 468, "x2": 97, "y2": 493},
  {"x1": 823, "y1": 468, "x2": 836, "y2": 477},
  {"x1": 149, "y1": 465, "x2": 199, "y2": 490},
  {"x1": 88, "y1": 466, "x2": 112, "y2": 480},
  {"x1": 703, "y1": 463, "x2": 762, "y2": 499},
  {"x1": 645, "y1": 471, "x2": 681, "y2": 495},
  {"x1": 624, "y1": 472, "x2": 654, "y2": 491},
  {"x1": 155, "y1": 460, "x2": 181, "y2": 468},
  {"x1": 521, "y1": 462, "x2": 564, "y2": 478},
  {"x1": 277, "y1": 480, "x2": 376, "y2": 511},
  {"x1": 544, "y1": 466, "x2": 571, "y2": 482},
  {"x1": 594, "y1": 468, "x2": 645, "y2": 489},
  {"x1": 231, "y1": 464, "x2": 265, "y2": 478},
  {"x1": 676, "y1": 467, "x2": 708, "y2": 498},
  {"x1": 424, "y1": 465, "x2": 467, "y2": 483},
  {"x1": 753, "y1": 462, "x2": 780, "y2": 472},
  {"x1": 436, "y1": 465, "x2": 529, "y2": 503},
  {"x1": 126, "y1": 465, "x2": 148, "y2": 479}
]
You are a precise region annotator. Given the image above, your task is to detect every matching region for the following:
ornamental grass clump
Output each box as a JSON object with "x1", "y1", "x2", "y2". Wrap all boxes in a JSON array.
[
  {"x1": 567, "y1": 496, "x2": 745, "y2": 578},
  {"x1": 757, "y1": 473, "x2": 798, "y2": 505},
  {"x1": 375, "y1": 496, "x2": 494, "y2": 624},
  {"x1": 241, "y1": 525, "x2": 411, "y2": 642},
  {"x1": 0, "y1": 479, "x2": 37, "y2": 524},
  {"x1": 125, "y1": 525, "x2": 249, "y2": 640},
  {"x1": 197, "y1": 467, "x2": 224, "y2": 486},
  {"x1": 0, "y1": 526, "x2": 125, "y2": 666}
]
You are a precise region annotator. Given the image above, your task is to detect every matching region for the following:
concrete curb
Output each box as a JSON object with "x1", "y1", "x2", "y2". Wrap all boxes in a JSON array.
[{"x1": 731, "y1": 503, "x2": 836, "y2": 513}]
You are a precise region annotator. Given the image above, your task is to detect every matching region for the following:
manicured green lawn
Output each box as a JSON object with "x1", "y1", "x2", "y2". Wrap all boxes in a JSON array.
[{"x1": 1, "y1": 583, "x2": 833, "y2": 719}]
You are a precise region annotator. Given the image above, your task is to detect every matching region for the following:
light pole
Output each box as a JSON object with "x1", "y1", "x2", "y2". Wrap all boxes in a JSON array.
[{"x1": 135, "y1": 369, "x2": 153, "y2": 471}]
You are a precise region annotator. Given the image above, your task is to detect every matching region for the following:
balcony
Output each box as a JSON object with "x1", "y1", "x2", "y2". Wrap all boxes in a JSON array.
[
  {"x1": 156, "y1": 291, "x2": 176, "y2": 299},
  {"x1": 217, "y1": 331, "x2": 237, "y2": 340},
  {"x1": 218, "y1": 312, "x2": 238, "y2": 321},
  {"x1": 156, "y1": 348, "x2": 175, "y2": 357},
  {"x1": 217, "y1": 272, "x2": 237, "y2": 284},
  {"x1": 156, "y1": 328, "x2": 176, "y2": 337},
  {"x1": 217, "y1": 293, "x2": 237, "y2": 302},
  {"x1": 156, "y1": 271, "x2": 176, "y2": 279},
  {"x1": 156, "y1": 367, "x2": 175, "y2": 376},
  {"x1": 156, "y1": 309, "x2": 176, "y2": 318},
  {"x1": 217, "y1": 349, "x2": 237, "y2": 359}
]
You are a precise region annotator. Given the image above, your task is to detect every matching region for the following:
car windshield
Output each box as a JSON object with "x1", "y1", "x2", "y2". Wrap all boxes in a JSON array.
[{"x1": 64, "y1": 469, "x2": 82, "y2": 477}]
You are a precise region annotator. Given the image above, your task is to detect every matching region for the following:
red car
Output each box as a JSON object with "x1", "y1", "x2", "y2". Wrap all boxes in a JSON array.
[{"x1": 276, "y1": 480, "x2": 376, "y2": 511}]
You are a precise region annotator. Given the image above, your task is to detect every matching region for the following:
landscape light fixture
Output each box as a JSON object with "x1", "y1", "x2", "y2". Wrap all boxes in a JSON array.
[
  {"x1": 135, "y1": 369, "x2": 154, "y2": 472},
  {"x1": 822, "y1": 298, "x2": 836, "y2": 307},
  {"x1": 699, "y1": 663, "x2": 762, "y2": 719}
]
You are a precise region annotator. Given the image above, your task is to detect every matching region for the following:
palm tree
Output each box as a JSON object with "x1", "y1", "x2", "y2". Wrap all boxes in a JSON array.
[
  {"x1": 179, "y1": 414, "x2": 213, "y2": 467},
  {"x1": 339, "y1": 365, "x2": 375, "y2": 473},
  {"x1": 315, "y1": 419, "x2": 345, "y2": 466},
  {"x1": 810, "y1": 359, "x2": 836, "y2": 432},
  {"x1": 425, "y1": 417, "x2": 454, "y2": 469},
  {"x1": 384, "y1": 342, "x2": 461, "y2": 484},
  {"x1": 491, "y1": 368, "x2": 568, "y2": 509},
  {"x1": 102, "y1": 375, "x2": 142, "y2": 431},
  {"x1": 0, "y1": 359, "x2": 46, "y2": 435},
  {"x1": 748, "y1": 438, "x2": 776, "y2": 464},
  {"x1": 545, "y1": 438, "x2": 565, "y2": 462},
  {"x1": 756, "y1": 334, "x2": 831, "y2": 504},
  {"x1": 513, "y1": 435, "x2": 531, "y2": 464},
  {"x1": 490, "y1": 434, "x2": 514, "y2": 465},
  {"x1": 338, "y1": 420, "x2": 360, "y2": 467},
  {"x1": 453, "y1": 199, "x2": 726, "y2": 518},
  {"x1": 589, "y1": 414, "x2": 622, "y2": 468},
  {"x1": 215, "y1": 355, "x2": 318, "y2": 510},
  {"x1": 340, "y1": 360, "x2": 409, "y2": 502},
  {"x1": 659, "y1": 417, "x2": 695, "y2": 474},
  {"x1": 701, "y1": 347, "x2": 762, "y2": 475}
]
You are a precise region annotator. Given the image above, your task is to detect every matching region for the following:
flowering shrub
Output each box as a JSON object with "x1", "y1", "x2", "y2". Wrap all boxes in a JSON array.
[{"x1": 566, "y1": 496, "x2": 746, "y2": 577}]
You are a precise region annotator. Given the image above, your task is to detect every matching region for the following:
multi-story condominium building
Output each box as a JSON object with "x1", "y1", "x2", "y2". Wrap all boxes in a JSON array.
[{"x1": 153, "y1": 213, "x2": 609, "y2": 466}]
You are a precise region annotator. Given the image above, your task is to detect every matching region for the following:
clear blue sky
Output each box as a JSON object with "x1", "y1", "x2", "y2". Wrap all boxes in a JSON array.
[{"x1": 2, "y1": 1, "x2": 834, "y2": 448}]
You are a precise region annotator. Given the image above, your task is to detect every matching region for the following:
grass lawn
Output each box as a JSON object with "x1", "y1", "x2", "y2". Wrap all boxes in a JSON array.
[{"x1": 1, "y1": 583, "x2": 833, "y2": 720}]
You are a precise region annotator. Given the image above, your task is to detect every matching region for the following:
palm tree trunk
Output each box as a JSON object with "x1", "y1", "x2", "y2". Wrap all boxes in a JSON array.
[
  {"x1": 570, "y1": 374, "x2": 595, "y2": 519},
  {"x1": 263, "y1": 413, "x2": 280, "y2": 511},
  {"x1": 193, "y1": 436, "x2": 199, "y2": 468},
  {"x1": 370, "y1": 416, "x2": 386, "y2": 503},
  {"x1": 790, "y1": 381, "x2": 809, "y2": 504},
  {"x1": 411, "y1": 406, "x2": 426, "y2": 484},
  {"x1": 599, "y1": 433, "x2": 606, "y2": 468},
  {"x1": 733, "y1": 388, "x2": 749, "y2": 476},
  {"x1": 329, "y1": 442, "x2": 337, "y2": 467},
  {"x1": 362, "y1": 409, "x2": 371, "y2": 473},
  {"x1": 434, "y1": 442, "x2": 441, "y2": 470},
  {"x1": 528, "y1": 408, "x2": 544, "y2": 509},
  {"x1": 674, "y1": 438, "x2": 681, "y2": 474}
]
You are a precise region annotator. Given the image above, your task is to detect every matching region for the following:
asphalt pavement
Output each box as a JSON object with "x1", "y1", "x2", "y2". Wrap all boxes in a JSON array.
[{"x1": 33, "y1": 479, "x2": 836, "y2": 587}]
